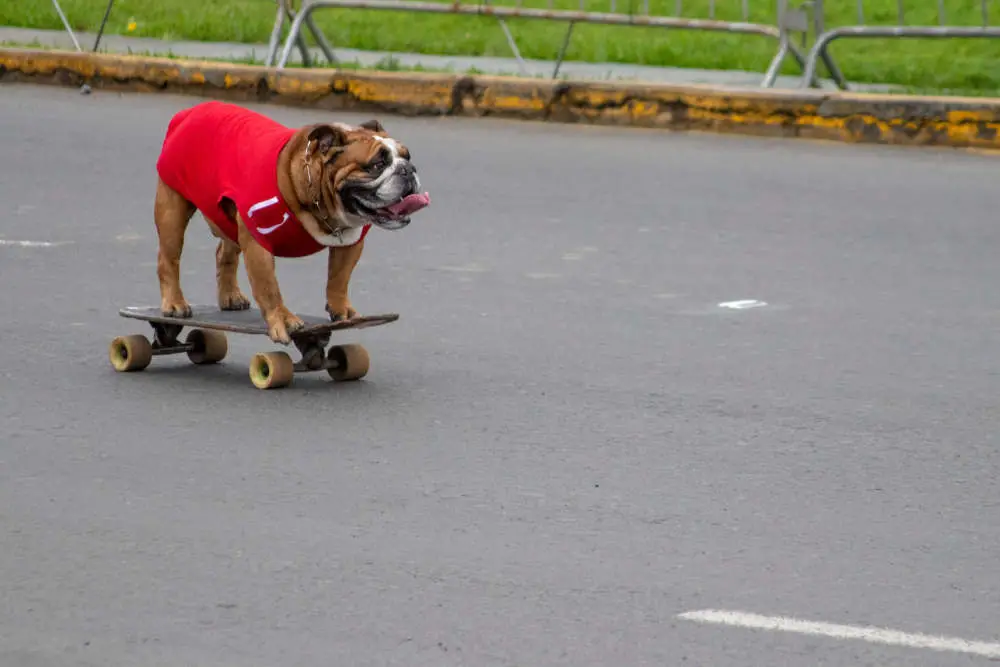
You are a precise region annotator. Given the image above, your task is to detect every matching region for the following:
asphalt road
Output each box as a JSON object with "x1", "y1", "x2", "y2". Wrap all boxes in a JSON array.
[{"x1": 1, "y1": 83, "x2": 998, "y2": 667}]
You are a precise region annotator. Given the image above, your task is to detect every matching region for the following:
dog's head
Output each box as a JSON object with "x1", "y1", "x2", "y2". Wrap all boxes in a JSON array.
[{"x1": 298, "y1": 119, "x2": 430, "y2": 232}]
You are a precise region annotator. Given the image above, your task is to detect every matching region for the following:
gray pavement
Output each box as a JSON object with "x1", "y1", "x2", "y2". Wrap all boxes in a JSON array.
[
  {"x1": 0, "y1": 26, "x2": 898, "y2": 92},
  {"x1": 1, "y1": 83, "x2": 999, "y2": 667}
]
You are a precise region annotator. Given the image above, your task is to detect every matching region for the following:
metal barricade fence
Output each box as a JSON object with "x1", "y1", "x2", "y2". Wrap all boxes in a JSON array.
[
  {"x1": 798, "y1": 0, "x2": 1000, "y2": 89},
  {"x1": 45, "y1": 0, "x2": 1000, "y2": 92},
  {"x1": 264, "y1": 0, "x2": 810, "y2": 86},
  {"x1": 52, "y1": 0, "x2": 326, "y2": 69},
  {"x1": 49, "y1": 0, "x2": 116, "y2": 52}
]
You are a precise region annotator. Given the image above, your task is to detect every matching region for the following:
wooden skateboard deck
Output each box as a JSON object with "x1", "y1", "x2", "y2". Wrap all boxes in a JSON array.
[
  {"x1": 119, "y1": 305, "x2": 399, "y2": 336},
  {"x1": 109, "y1": 305, "x2": 399, "y2": 390}
]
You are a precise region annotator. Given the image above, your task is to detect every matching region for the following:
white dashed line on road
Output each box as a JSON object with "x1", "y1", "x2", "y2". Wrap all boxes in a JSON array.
[
  {"x1": 718, "y1": 299, "x2": 767, "y2": 309},
  {"x1": 678, "y1": 609, "x2": 1000, "y2": 659},
  {"x1": 0, "y1": 239, "x2": 73, "y2": 248}
]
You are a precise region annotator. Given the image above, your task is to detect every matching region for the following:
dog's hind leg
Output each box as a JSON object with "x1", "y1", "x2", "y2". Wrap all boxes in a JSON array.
[
  {"x1": 215, "y1": 237, "x2": 251, "y2": 311},
  {"x1": 154, "y1": 177, "x2": 196, "y2": 317}
]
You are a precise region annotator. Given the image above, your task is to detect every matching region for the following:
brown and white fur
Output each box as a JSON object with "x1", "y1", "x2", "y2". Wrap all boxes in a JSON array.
[{"x1": 154, "y1": 119, "x2": 421, "y2": 345}]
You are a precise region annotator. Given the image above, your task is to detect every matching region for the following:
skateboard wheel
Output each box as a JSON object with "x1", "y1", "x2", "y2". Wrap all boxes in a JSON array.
[
  {"x1": 108, "y1": 334, "x2": 153, "y2": 372},
  {"x1": 249, "y1": 351, "x2": 294, "y2": 390},
  {"x1": 326, "y1": 343, "x2": 370, "y2": 382},
  {"x1": 186, "y1": 328, "x2": 228, "y2": 365}
]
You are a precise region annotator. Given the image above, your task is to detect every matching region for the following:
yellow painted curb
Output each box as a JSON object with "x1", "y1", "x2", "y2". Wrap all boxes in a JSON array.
[{"x1": 3, "y1": 47, "x2": 1000, "y2": 149}]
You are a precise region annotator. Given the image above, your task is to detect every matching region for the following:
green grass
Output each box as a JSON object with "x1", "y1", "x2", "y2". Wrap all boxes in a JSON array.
[{"x1": 4, "y1": 0, "x2": 1000, "y2": 94}]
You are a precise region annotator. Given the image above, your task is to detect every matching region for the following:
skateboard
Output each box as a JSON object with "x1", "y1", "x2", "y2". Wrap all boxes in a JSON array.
[{"x1": 108, "y1": 305, "x2": 399, "y2": 390}]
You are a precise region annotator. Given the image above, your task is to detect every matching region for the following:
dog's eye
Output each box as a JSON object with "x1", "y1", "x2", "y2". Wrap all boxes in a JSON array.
[{"x1": 369, "y1": 148, "x2": 391, "y2": 171}]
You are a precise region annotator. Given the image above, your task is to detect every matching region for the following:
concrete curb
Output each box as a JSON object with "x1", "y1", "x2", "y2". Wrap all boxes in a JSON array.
[{"x1": 3, "y1": 47, "x2": 1000, "y2": 149}]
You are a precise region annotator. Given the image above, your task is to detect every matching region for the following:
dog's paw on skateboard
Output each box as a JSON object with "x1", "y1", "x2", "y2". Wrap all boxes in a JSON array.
[
  {"x1": 218, "y1": 289, "x2": 251, "y2": 311},
  {"x1": 326, "y1": 302, "x2": 358, "y2": 323},
  {"x1": 160, "y1": 298, "x2": 192, "y2": 318},
  {"x1": 265, "y1": 307, "x2": 305, "y2": 345}
]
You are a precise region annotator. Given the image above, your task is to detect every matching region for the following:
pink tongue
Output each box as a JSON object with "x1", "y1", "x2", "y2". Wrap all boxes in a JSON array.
[{"x1": 386, "y1": 192, "x2": 431, "y2": 217}]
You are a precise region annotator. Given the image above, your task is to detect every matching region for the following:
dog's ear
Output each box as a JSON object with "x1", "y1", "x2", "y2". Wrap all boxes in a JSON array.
[
  {"x1": 359, "y1": 119, "x2": 385, "y2": 134},
  {"x1": 306, "y1": 124, "x2": 348, "y2": 160}
]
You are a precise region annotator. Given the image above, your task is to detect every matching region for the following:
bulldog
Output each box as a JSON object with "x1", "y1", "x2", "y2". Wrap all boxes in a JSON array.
[{"x1": 152, "y1": 101, "x2": 430, "y2": 344}]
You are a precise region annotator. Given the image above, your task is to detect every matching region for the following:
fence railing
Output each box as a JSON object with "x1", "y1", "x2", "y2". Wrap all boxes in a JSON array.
[
  {"x1": 264, "y1": 0, "x2": 810, "y2": 87},
  {"x1": 799, "y1": 0, "x2": 1000, "y2": 90},
  {"x1": 42, "y1": 0, "x2": 1000, "y2": 92}
]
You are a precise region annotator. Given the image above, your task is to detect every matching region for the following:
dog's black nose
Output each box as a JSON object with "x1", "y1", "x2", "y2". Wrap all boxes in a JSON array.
[{"x1": 396, "y1": 162, "x2": 419, "y2": 195}]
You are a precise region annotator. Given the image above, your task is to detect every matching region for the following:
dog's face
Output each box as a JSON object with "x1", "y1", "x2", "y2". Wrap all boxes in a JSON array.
[{"x1": 302, "y1": 120, "x2": 429, "y2": 232}]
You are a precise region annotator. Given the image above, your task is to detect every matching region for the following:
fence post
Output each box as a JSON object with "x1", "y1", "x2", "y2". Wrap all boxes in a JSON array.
[
  {"x1": 265, "y1": 0, "x2": 339, "y2": 68},
  {"x1": 762, "y1": 0, "x2": 812, "y2": 87}
]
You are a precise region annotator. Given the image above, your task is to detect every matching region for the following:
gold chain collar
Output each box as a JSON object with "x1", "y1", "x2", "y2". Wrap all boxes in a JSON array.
[{"x1": 304, "y1": 140, "x2": 345, "y2": 242}]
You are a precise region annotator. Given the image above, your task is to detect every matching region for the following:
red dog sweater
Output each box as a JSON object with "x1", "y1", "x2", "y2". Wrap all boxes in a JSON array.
[{"x1": 156, "y1": 101, "x2": 369, "y2": 258}]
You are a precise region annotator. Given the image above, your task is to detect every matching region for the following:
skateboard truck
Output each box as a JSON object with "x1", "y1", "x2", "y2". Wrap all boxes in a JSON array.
[
  {"x1": 293, "y1": 331, "x2": 331, "y2": 371},
  {"x1": 150, "y1": 322, "x2": 186, "y2": 352}
]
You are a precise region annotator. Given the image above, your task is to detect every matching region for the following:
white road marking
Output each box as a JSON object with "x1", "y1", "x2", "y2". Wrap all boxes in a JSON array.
[
  {"x1": 437, "y1": 262, "x2": 489, "y2": 273},
  {"x1": 719, "y1": 299, "x2": 767, "y2": 309},
  {"x1": 525, "y1": 272, "x2": 561, "y2": 279},
  {"x1": 0, "y1": 239, "x2": 72, "y2": 247},
  {"x1": 677, "y1": 610, "x2": 1000, "y2": 659},
  {"x1": 562, "y1": 246, "x2": 598, "y2": 261}
]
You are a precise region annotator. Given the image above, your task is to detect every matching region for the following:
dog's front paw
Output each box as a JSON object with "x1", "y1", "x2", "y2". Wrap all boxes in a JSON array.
[
  {"x1": 326, "y1": 300, "x2": 357, "y2": 323},
  {"x1": 218, "y1": 288, "x2": 251, "y2": 311},
  {"x1": 161, "y1": 297, "x2": 192, "y2": 318},
  {"x1": 265, "y1": 306, "x2": 305, "y2": 345}
]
